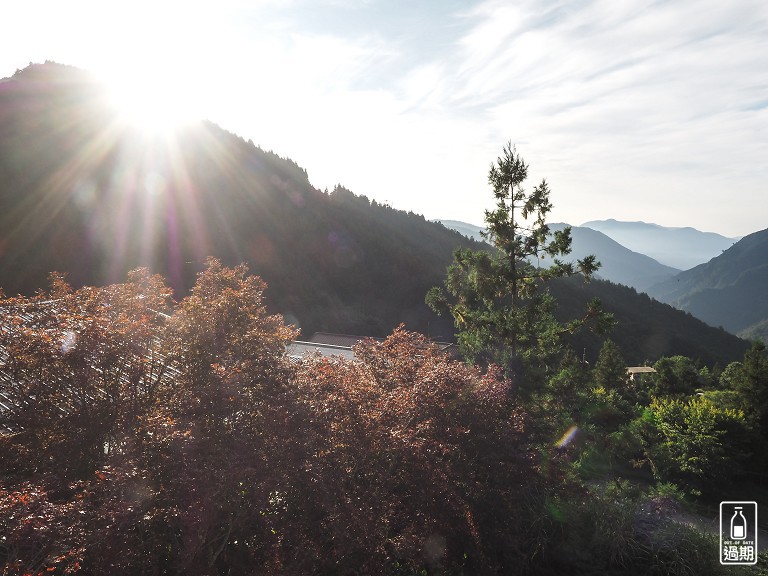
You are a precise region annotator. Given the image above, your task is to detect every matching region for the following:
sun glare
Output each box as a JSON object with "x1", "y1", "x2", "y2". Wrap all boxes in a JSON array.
[
  {"x1": 88, "y1": 1, "x2": 225, "y2": 135},
  {"x1": 105, "y1": 76, "x2": 204, "y2": 135}
]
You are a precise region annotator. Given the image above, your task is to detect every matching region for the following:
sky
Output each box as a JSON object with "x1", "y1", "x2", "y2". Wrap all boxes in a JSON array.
[{"x1": 1, "y1": 0, "x2": 766, "y2": 238}]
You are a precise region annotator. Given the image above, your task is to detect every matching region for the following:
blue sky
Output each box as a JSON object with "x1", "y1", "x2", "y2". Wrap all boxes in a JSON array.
[{"x1": 2, "y1": 0, "x2": 766, "y2": 237}]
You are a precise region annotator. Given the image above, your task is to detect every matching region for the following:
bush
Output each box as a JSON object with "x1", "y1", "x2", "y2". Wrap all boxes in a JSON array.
[
  {"x1": 539, "y1": 489, "x2": 733, "y2": 576},
  {"x1": 641, "y1": 397, "x2": 750, "y2": 494},
  {"x1": 0, "y1": 264, "x2": 551, "y2": 574}
]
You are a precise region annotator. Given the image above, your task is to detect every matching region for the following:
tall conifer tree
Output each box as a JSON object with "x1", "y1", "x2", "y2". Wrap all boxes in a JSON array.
[{"x1": 427, "y1": 143, "x2": 612, "y2": 388}]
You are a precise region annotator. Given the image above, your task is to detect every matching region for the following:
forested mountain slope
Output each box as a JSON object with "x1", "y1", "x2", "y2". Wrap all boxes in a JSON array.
[
  {"x1": 0, "y1": 63, "x2": 749, "y2": 363},
  {"x1": 647, "y1": 228, "x2": 768, "y2": 339},
  {"x1": 551, "y1": 276, "x2": 748, "y2": 365},
  {"x1": 549, "y1": 223, "x2": 680, "y2": 292},
  {"x1": 0, "y1": 63, "x2": 480, "y2": 338}
]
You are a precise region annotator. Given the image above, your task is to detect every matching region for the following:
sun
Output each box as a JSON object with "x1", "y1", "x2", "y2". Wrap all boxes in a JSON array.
[
  {"x1": 104, "y1": 73, "x2": 206, "y2": 135},
  {"x1": 89, "y1": 1, "x2": 223, "y2": 135},
  {"x1": 48, "y1": 0, "x2": 249, "y2": 138}
]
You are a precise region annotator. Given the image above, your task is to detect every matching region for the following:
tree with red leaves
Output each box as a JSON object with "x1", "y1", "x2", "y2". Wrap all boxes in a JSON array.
[
  {"x1": 287, "y1": 328, "x2": 547, "y2": 573},
  {"x1": 1, "y1": 261, "x2": 554, "y2": 575}
]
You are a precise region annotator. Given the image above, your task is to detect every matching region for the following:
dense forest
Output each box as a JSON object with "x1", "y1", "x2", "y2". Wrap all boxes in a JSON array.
[
  {"x1": 648, "y1": 228, "x2": 768, "y2": 342},
  {"x1": 0, "y1": 260, "x2": 766, "y2": 574}
]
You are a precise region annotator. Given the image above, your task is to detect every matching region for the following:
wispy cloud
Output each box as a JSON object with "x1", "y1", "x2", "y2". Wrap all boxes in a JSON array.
[
  {"x1": 237, "y1": 0, "x2": 767, "y2": 233},
  {"x1": 403, "y1": 0, "x2": 768, "y2": 233},
  {"x1": 1, "y1": 0, "x2": 765, "y2": 235}
]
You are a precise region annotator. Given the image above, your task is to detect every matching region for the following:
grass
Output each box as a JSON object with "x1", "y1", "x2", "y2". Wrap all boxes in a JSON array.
[{"x1": 528, "y1": 484, "x2": 767, "y2": 575}]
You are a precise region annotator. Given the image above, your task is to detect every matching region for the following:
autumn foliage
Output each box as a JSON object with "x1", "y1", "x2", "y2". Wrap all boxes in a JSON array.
[{"x1": 0, "y1": 260, "x2": 549, "y2": 575}]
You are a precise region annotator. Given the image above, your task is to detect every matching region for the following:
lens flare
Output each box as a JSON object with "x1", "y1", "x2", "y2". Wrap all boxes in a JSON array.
[
  {"x1": 555, "y1": 424, "x2": 579, "y2": 449},
  {"x1": 61, "y1": 331, "x2": 77, "y2": 354}
]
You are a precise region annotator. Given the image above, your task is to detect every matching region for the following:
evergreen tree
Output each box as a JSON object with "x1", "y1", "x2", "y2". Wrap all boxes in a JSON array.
[
  {"x1": 427, "y1": 143, "x2": 612, "y2": 389},
  {"x1": 593, "y1": 340, "x2": 628, "y2": 391},
  {"x1": 591, "y1": 340, "x2": 635, "y2": 429},
  {"x1": 733, "y1": 341, "x2": 768, "y2": 439}
]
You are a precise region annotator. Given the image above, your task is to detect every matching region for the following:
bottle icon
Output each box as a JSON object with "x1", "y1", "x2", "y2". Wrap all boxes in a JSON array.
[{"x1": 731, "y1": 507, "x2": 747, "y2": 540}]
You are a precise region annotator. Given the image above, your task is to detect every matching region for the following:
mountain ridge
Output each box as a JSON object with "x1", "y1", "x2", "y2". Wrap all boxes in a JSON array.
[
  {"x1": 647, "y1": 228, "x2": 768, "y2": 339},
  {"x1": 581, "y1": 218, "x2": 738, "y2": 270},
  {"x1": 0, "y1": 62, "x2": 751, "y2": 364},
  {"x1": 549, "y1": 223, "x2": 680, "y2": 292},
  {"x1": 438, "y1": 219, "x2": 681, "y2": 293}
]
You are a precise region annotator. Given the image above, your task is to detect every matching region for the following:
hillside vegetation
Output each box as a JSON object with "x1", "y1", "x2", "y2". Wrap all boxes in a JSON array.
[
  {"x1": 648, "y1": 228, "x2": 768, "y2": 340},
  {"x1": 0, "y1": 62, "x2": 750, "y2": 365},
  {"x1": 1, "y1": 261, "x2": 766, "y2": 575},
  {"x1": 1, "y1": 67, "x2": 766, "y2": 573}
]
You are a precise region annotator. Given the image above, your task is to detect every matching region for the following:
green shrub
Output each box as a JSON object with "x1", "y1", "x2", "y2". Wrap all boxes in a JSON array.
[{"x1": 642, "y1": 397, "x2": 749, "y2": 494}]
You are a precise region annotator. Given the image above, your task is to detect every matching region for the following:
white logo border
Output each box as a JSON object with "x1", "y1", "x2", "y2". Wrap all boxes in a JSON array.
[{"x1": 720, "y1": 501, "x2": 758, "y2": 566}]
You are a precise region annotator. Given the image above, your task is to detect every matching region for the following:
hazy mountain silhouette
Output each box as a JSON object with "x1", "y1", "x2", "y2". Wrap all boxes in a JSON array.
[
  {"x1": 0, "y1": 63, "x2": 750, "y2": 364},
  {"x1": 435, "y1": 220, "x2": 486, "y2": 242},
  {"x1": 439, "y1": 220, "x2": 680, "y2": 293},
  {"x1": 647, "y1": 228, "x2": 768, "y2": 340},
  {"x1": 581, "y1": 219, "x2": 737, "y2": 270},
  {"x1": 550, "y1": 223, "x2": 680, "y2": 292}
]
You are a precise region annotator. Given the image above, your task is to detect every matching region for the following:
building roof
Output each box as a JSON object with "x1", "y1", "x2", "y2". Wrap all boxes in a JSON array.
[
  {"x1": 308, "y1": 332, "x2": 457, "y2": 356},
  {"x1": 627, "y1": 366, "x2": 657, "y2": 374},
  {"x1": 308, "y1": 332, "x2": 383, "y2": 348},
  {"x1": 627, "y1": 366, "x2": 656, "y2": 380},
  {"x1": 287, "y1": 340, "x2": 356, "y2": 361}
]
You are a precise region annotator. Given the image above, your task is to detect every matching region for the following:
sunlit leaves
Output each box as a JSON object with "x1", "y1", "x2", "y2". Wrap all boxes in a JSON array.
[
  {"x1": 641, "y1": 397, "x2": 750, "y2": 493},
  {"x1": 0, "y1": 268, "x2": 174, "y2": 476},
  {"x1": 291, "y1": 327, "x2": 538, "y2": 572},
  {"x1": 0, "y1": 263, "x2": 548, "y2": 574}
]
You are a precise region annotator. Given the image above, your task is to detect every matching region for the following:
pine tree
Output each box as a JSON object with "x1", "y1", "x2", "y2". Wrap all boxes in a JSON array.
[
  {"x1": 733, "y1": 342, "x2": 768, "y2": 438},
  {"x1": 593, "y1": 340, "x2": 628, "y2": 391},
  {"x1": 427, "y1": 143, "x2": 612, "y2": 389}
]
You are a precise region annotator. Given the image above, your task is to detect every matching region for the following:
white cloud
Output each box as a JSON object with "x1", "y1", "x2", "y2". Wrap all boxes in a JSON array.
[
  {"x1": 409, "y1": 0, "x2": 768, "y2": 234},
  {"x1": 1, "y1": 0, "x2": 766, "y2": 235}
]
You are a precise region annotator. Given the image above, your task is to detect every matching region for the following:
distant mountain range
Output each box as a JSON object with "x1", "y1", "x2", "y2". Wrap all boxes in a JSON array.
[
  {"x1": 0, "y1": 63, "x2": 752, "y2": 364},
  {"x1": 580, "y1": 219, "x2": 737, "y2": 270},
  {"x1": 550, "y1": 224, "x2": 680, "y2": 293},
  {"x1": 435, "y1": 220, "x2": 486, "y2": 242},
  {"x1": 437, "y1": 220, "x2": 681, "y2": 293},
  {"x1": 647, "y1": 228, "x2": 768, "y2": 341},
  {"x1": 439, "y1": 218, "x2": 766, "y2": 343}
]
